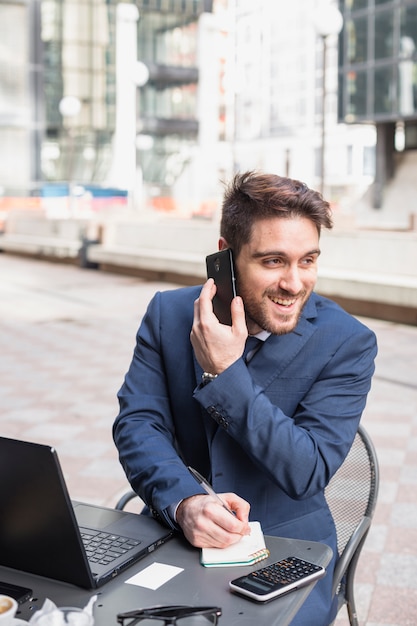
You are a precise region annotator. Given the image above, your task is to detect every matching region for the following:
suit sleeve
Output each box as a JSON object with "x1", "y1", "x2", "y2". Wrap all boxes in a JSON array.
[{"x1": 113, "y1": 292, "x2": 206, "y2": 528}]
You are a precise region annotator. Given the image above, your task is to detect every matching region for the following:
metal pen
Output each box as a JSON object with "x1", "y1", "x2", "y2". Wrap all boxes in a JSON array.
[{"x1": 187, "y1": 466, "x2": 235, "y2": 516}]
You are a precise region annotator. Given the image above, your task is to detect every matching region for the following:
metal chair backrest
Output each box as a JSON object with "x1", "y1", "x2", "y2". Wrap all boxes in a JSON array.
[{"x1": 325, "y1": 424, "x2": 379, "y2": 626}]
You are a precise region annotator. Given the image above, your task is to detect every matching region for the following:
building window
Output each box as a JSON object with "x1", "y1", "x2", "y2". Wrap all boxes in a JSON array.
[
  {"x1": 347, "y1": 15, "x2": 368, "y2": 64},
  {"x1": 347, "y1": 69, "x2": 367, "y2": 118},
  {"x1": 347, "y1": 144, "x2": 353, "y2": 175},
  {"x1": 339, "y1": 1, "x2": 417, "y2": 123},
  {"x1": 374, "y1": 65, "x2": 396, "y2": 115},
  {"x1": 363, "y1": 145, "x2": 375, "y2": 176},
  {"x1": 375, "y1": 10, "x2": 394, "y2": 60},
  {"x1": 349, "y1": 0, "x2": 368, "y2": 9}
]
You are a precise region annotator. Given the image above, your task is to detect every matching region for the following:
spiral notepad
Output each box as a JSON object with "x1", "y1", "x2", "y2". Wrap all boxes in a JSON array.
[{"x1": 201, "y1": 521, "x2": 269, "y2": 568}]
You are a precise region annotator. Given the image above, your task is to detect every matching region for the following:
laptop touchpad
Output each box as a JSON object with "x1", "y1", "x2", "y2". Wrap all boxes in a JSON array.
[{"x1": 73, "y1": 503, "x2": 126, "y2": 529}]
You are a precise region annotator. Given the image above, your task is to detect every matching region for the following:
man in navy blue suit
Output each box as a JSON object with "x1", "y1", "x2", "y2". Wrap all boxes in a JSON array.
[{"x1": 113, "y1": 172, "x2": 377, "y2": 625}]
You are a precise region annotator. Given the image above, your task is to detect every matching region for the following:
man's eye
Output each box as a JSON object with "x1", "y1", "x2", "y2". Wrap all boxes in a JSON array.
[{"x1": 264, "y1": 258, "x2": 282, "y2": 266}]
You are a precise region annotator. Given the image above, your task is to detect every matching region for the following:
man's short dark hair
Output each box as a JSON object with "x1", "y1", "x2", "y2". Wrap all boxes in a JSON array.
[{"x1": 220, "y1": 171, "x2": 333, "y2": 258}]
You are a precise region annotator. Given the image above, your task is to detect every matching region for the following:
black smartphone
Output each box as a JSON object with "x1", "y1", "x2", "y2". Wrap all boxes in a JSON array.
[
  {"x1": 0, "y1": 581, "x2": 32, "y2": 604},
  {"x1": 206, "y1": 249, "x2": 237, "y2": 325},
  {"x1": 229, "y1": 556, "x2": 325, "y2": 603}
]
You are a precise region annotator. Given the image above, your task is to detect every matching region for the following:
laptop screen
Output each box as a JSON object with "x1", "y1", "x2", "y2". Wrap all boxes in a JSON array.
[
  {"x1": 0, "y1": 437, "x2": 173, "y2": 588},
  {"x1": 0, "y1": 437, "x2": 93, "y2": 587}
]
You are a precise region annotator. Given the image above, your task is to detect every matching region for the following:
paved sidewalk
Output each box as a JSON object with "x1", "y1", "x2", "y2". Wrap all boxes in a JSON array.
[{"x1": 0, "y1": 254, "x2": 416, "y2": 626}]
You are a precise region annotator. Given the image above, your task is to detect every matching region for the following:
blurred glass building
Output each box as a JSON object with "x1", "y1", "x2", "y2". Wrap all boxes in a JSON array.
[
  {"x1": 1, "y1": 0, "x2": 416, "y2": 216},
  {"x1": 0, "y1": 0, "x2": 119, "y2": 194},
  {"x1": 338, "y1": 0, "x2": 417, "y2": 207},
  {"x1": 222, "y1": 0, "x2": 377, "y2": 210},
  {"x1": 0, "y1": 0, "x2": 216, "y2": 214}
]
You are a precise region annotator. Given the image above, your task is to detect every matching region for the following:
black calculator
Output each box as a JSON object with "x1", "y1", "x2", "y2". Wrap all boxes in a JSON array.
[{"x1": 229, "y1": 556, "x2": 326, "y2": 602}]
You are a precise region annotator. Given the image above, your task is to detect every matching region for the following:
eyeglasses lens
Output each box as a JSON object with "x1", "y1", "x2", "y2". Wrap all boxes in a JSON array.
[
  {"x1": 128, "y1": 617, "x2": 217, "y2": 625},
  {"x1": 117, "y1": 606, "x2": 221, "y2": 626}
]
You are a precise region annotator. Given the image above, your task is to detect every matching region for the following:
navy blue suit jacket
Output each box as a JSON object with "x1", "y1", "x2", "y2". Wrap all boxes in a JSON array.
[{"x1": 114, "y1": 286, "x2": 377, "y2": 625}]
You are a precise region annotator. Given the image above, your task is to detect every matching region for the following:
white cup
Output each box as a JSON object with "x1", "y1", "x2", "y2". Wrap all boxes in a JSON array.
[{"x1": 0, "y1": 595, "x2": 18, "y2": 625}]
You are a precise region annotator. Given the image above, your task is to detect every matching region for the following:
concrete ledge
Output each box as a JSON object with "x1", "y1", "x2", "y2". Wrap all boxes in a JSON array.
[
  {"x1": 87, "y1": 244, "x2": 206, "y2": 278},
  {"x1": 320, "y1": 229, "x2": 417, "y2": 278},
  {"x1": 315, "y1": 229, "x2": 417, "y2": 323},
  {"x1": 0, "y1": 213, "x2": 90, "y2": 261},
  {"x1": 316, "y1": 269, "x2": 417, "y2": 325},
  {"x1": 317, "y1": 268, "x2": 417, "y2": 307},
  {"x1": 0, "y1": 234, "x2": 82, "y2": 259},
  {"x1": 86, "y1": 217, "x2": 216, "y2": 281}
]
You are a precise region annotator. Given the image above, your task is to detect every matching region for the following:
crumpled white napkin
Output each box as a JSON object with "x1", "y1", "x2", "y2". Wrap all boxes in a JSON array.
[{"x1": 29, "y1": 596, "x2": 97, "y2": 625}]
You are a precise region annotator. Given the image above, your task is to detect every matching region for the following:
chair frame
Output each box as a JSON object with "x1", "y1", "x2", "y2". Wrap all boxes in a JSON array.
[
  {"x1": 115, "y1": 490, "x2": 137, "y2": 511},
  {"x1": 327, "y1": 424, "x2": 379, "y2": 626}
]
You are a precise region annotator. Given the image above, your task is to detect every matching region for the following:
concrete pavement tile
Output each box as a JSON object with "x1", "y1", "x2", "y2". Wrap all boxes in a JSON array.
[
  {"x1": 367, "y1": 586, "x2": 417, "y2": 625},
  {"x1": 57, "y1": 439, "x2": 112, "y2": 458},
  {"x1": 80, "y1": 458, "x2": 127, "y2": 479},
  {"x1": 376, "y1": 554, "x2": 417, "y2": 587},
  {"x1": 353, "y1": 551, "x2": 381, "y2": 584},
  {"x1": 377, "y1": 481, "x2": 399, "y2": 504},
  {"x1": 72, "y1": 479, "x2": 132, "y2": 507},
  {"x1": 385, "y1": 527, "x2": 417, "y2": 554},
  {"x1": 0, "y1": 398, "x2": 35, "y2": 412},
  {"x1": 378, "y1": 465, "x2": 402, "y2": 481},
  {"x1": 396, "y1": 484, "x2": 417, "y2": 500},
  {"x1": 3, "y1": 408, "x2": 57, "y2": 423},
  {"x1": 400, "y1": 465, "x2": 417, "y2": 483},
  {"x1": 364, "y1": 524, "x2": 389, "y2": 552},
  {"x1": 374, "y1": 502, "x2": 397, "y2": 524},
  {"x1": 374, "y1": 448, "x2": 406, "y2": 466},
  {"x1": 23, "y1": 423, "x2": 85, "y2": 441},
  {"x1": 391, "y1": 503, "x2": 417, "y2": 528},
  {"x1": 367, "y1": 422, "x2": 412, "y2": 438}
]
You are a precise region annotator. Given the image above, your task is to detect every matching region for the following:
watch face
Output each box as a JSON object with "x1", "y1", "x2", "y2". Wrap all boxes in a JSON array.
[{"x1": 202, "y1": 372, "x2": 218, "y2": 385}]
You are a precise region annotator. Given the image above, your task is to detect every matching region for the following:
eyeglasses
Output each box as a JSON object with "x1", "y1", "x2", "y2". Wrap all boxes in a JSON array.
[{"x1": 116, "y1": 605, "x2": 222, "y2": 626}]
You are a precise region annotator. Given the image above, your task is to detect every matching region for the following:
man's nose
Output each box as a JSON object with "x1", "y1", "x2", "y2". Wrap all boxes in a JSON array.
[{"x1": 278, "y1": 266, "x2": 303, "y2": 294}]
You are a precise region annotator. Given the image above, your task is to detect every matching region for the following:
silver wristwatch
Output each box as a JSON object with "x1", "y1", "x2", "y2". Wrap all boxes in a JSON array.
[{"x1": 201, "y1": 372, "x2": 218, "y2": 386}]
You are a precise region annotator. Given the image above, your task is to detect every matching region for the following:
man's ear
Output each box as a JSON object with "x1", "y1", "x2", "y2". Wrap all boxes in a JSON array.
[{"x1": 218, "y1": 237, "x2": 228, "y2": 251}]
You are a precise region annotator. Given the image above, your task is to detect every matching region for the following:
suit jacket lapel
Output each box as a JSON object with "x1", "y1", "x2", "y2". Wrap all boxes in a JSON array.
[{"x1": 248, "y1": 296, "x2": 319, "y2": 389}]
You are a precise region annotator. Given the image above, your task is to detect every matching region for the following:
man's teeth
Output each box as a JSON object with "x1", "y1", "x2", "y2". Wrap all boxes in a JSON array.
[{"x1": 270, "y1": 296, "x2": 296, "y2": 306}]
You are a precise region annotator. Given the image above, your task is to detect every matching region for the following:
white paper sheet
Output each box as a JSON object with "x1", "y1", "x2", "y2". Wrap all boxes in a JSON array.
[{"x1": 124, "y1": 562, "x2": 184, "y2": 590}]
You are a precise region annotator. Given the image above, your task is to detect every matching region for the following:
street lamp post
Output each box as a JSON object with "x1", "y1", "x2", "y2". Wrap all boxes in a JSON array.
[
  {"x1": 133, "y1": 61, "x2": 150, "y2": 209},
  {"x1": 109, "y1": 4, "x2": 140, "y2": 209},
  {"x1": 59, "y1": 95, "x2": 81, "y2": 215},
  {"x1": 314, "y1": 4, "x2": 343, "y2": 196}
]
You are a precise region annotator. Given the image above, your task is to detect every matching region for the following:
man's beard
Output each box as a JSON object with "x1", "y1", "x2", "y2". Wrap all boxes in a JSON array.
[{"x1": 242, "y1": 288, "x2": 311, "y2": 335}]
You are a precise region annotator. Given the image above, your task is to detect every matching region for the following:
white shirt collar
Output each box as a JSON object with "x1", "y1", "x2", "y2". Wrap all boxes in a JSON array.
[{"x1": 250, "y1": 329, "x2": 271, "y2": 342}]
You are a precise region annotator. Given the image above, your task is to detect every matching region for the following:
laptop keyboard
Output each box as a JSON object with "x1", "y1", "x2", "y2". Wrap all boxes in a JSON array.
[{"x1": 80, "y1": 528, "x2": 141, "y2": 565}]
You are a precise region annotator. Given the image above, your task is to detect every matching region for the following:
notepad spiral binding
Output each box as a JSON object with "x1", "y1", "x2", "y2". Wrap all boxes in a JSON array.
[{"x1": 250, "y1": 548, "x2": 270, "y2": 564}]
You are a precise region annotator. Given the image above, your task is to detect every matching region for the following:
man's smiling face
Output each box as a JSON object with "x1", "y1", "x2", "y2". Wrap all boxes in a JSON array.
[{"x1": 231, "y1": 216, "x2": 320, "y2": 336}]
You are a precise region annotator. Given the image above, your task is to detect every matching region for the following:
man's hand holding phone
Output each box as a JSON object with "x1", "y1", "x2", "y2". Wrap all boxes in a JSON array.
[
  {"x1": 191, "y1": 247, "x2": 249, "y2": 374},
  {"x1": 205, "y1": 249, "x2": 238, "y2": 326},
  {"x1": 190, "y1": 278, "x2": 247, "y2": 376}
]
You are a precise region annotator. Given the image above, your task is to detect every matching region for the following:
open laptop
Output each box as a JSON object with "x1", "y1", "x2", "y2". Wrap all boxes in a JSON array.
[{"x1": 0, "y1": 437, "x2": 174, "y2": 589}]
